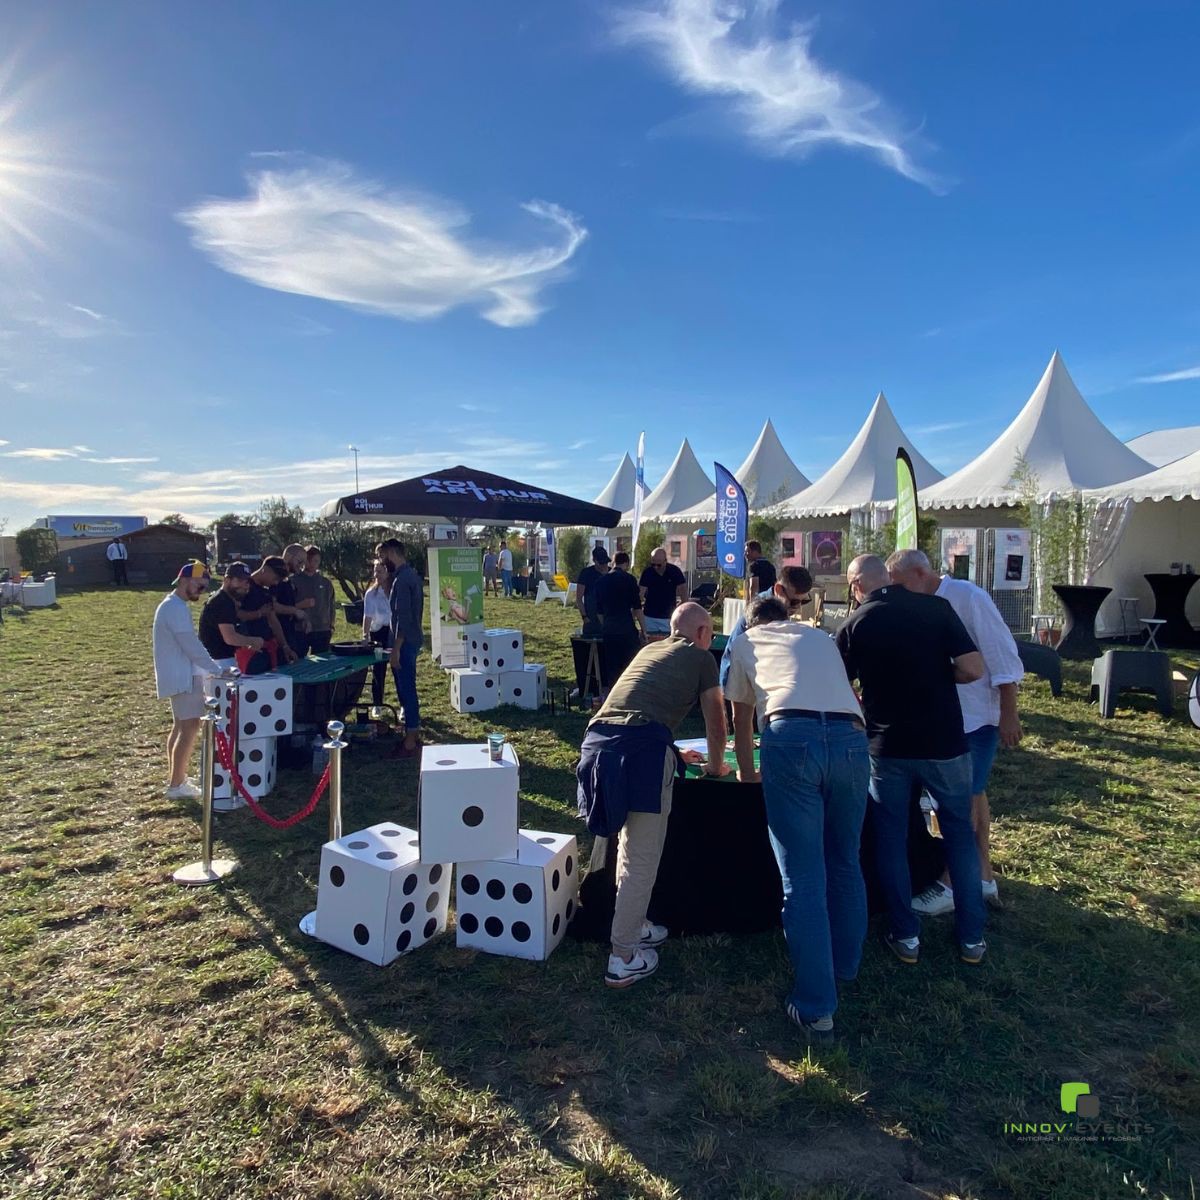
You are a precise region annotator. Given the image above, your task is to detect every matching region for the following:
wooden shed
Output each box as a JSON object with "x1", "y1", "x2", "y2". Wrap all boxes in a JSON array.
[{"x1": 57, "y1": 525, "x2": 208, "y2": 587}]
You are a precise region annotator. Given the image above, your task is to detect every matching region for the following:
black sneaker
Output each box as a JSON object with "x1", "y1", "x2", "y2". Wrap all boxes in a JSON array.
[
  {"x1": 960, "y1": 940, "x2": 987, "y2": 965},
  {"x1": 785, "y1": 1002, "x2": 835, "y2": 1044}
]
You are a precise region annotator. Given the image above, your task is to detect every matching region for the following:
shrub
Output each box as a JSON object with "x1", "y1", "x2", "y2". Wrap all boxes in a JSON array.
[
  {"x1": 557, "y1": 528, "x2": 588, "y2": 581},
  {"x1": 15, "y1": 527, "x2": 58, "y2": 575}
]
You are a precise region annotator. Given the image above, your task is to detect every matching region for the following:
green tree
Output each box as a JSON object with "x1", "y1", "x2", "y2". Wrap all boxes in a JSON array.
[
  {"x1": 158, "y1": 513, "x2": 195, "y2": 532},
  {"x1": 633, "y1": 521, "x2": 664, "y2": 575},
  {"x1": 505, "y1": 531, "x2": 528, "y2": 572},
  {"x1": 557, "y1": 528, "x2": 588, "y2": 582},
  {"x1": 747, "y1": 514, "x2": 782, "y2": 559},
  {"x1": 481, "y1": 524, "x2": 509, "y2": 550},
  {"x1": 16, "y1": 526, "x2": 58, "y2": 575},
  {"x1": 254, "y1": 497, "x2": 307, "y2": 552},
  {"x1": 847, "y1": 513, "x2": 940, "y2": 564}
]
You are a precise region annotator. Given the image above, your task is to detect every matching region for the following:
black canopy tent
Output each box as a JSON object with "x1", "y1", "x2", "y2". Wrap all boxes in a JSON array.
[{"x1": 319, "y1": 466, "x2": 621, "y2": 580}]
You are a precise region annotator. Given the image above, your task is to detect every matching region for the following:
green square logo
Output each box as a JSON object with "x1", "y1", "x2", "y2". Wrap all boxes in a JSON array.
[{"x1": 1061, "y1": 1082, "x2": 1098, "y2": 1117}]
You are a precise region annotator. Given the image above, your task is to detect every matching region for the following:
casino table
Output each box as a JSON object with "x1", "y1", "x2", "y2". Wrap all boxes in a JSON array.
[
  {"x1": 571, "y1": 745, "x2": 945, "y2": 941},
  {"x1": 274, "y1": 653, "x2": 375, "y2": 726}
]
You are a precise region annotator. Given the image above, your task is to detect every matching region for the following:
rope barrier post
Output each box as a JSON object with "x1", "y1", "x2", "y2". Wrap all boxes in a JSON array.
[
  {"x1": 325, "y1": 720, "x2": 346, "y2": 843},
  {"x1": 173, "y1": 695, "x2": 239, "y2": 886}
]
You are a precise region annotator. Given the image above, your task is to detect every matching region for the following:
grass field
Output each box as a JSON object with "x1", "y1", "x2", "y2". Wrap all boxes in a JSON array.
[{"x1": 1, "y1": 586, "x2": 1198, "y2": 1200}]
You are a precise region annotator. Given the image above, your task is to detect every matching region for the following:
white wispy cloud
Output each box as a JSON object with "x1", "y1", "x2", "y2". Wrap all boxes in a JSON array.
[
  {"x1": 3, "y1": 446, "x2": 79, "y2": 460},
  {"x1": 613, "y1": 0, "x2": 941, "y2": 189},
  {"x1": 72, "y1": 444, "x2": 97, "y2": 453},
  {"x1": 180, "y1": 158, "x2": 588, "y2": 327},
  {"x1": 567, "y1": 439, "x2": 592, "y2": 451},
  {"x1": 67, "y1": 304, "x2": 106, "y2": 323},
  {"x1": 911, "y1": 420, "x2": 977, "y2": 436},
  {"x1": 1135, "y1": 365, "x2": 1200, "y2": 384},
  {"x1": 458, "y1": 402, "x2": 499, "y2": 413},
  {"x1": 82, "y1": 455, "x2": 159, "y2": 465}
]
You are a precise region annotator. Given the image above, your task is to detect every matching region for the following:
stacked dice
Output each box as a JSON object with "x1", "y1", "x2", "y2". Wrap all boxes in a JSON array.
[
  {"x1": 209, "y1": 674, "x2": 293, "y2": 811},
  {"x1": 448, "y1": 628, "x2": 547, "y2": 713},
  {"x1": 308, "y1": 741, "x2": 578, "y2": 965}
]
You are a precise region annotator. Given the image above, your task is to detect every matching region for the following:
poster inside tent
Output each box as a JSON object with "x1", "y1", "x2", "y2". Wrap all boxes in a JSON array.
[
  {"x1": 940, "y1": 528, "x2": 978, "y2": 581},
  {"x1": 809, "y1": 531, "x2": 843, "y2": 577},
  {"x1": 992, "y1": 529, "x2": 1032, "y2": 590}
]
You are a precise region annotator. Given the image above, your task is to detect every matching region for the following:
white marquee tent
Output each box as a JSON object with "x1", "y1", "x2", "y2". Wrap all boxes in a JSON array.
[
  {"x1": 1125, "y1": 426, "x2": 1200, "y2": 468},
  {"x1": 778, "y1": 392, "x2": 942, "y2": 517},
  {"x1": 592, "y1": 452, "x2": 637, "y2": 513},
  {"x1": 621, "y1": 438, "x2": 714, "y2": 524},
  {"x1": 921, "y1": 352, "x2": 1153, "y2": 509},
  {"x1": 667, "y1": 419, "x2": 811, "y2": 523}
]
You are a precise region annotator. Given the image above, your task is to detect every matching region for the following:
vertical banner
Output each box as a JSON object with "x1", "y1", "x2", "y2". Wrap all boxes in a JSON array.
[
  {"x1": 632, "y1": 432, "x2": 646, "y2": 555},
  {"x1": 715, "y1": 462, "x2": 747, "y2": 578},
  {"x1": 428, "y1": 546, "x2": 483, "y2": 664},
  {"x1": 895, "y1": 448, "x2": 919, "y2": 551}
]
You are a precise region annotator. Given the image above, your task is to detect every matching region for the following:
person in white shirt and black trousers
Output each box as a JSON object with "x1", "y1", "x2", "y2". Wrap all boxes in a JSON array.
[
  {"x1": 106, "y1": 537, "x2": 129, "y2": 585},
  {"x1": 362, "y1": 559, "x2": 396, "y2": 705}
]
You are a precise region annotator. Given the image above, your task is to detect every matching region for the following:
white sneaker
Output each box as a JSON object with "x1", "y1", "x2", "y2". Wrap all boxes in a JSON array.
[
  {"x1": 165, "y1": 781, "x2": 202, "y2": 800},
  {"x1": 605, "y1": 948, "x2": 659, "y2": 989},
  {"x1": 982, "y1": 878, "x2": 1000, "y2": 906},
  {"x1": 639, "y1": 921, "x2": 669, "y2": 948},
  {"x1": 911, "y1": 881, "x2": 955, "y2": 916}
]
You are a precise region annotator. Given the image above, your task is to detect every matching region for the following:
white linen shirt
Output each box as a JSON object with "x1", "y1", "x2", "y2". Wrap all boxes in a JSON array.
[
  {"x1": 152, "y1": 593, "x2": 221, "y2": 698},
  {"x1": 363, "y1": 585, "x2": 391, "y2": 633},
  {"x1": 935, "y1": 576, "x2": 1024, "y2": 733},
  {"x1": 724, "y1": 620, "x2": 863, "y2": 724}
]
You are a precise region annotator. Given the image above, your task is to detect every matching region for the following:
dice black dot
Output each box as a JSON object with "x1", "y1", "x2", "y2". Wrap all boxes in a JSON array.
[
  {"x1": 377, "y1": 851, "x2": 397, "y2": 861},
  {"x1": 459, "y1": 912, "x2": 479, "y2": 934},
  {"x1": 329, "y1": 866, "x2": 345, "y2": 887},
  {"x1": 402, "y1": 873, "x2": 418, "y2": 896},
  {"x1": 551, "y1": 869, "x2": 561, "y2": 891},
  {"x1": 347, "y1": 840, "x2": 368, "y2": 849},
  {"x1": 566, "y1": 855, "x2": 574, "y2": 877},
  {"x1": 423, "y1": 918, "x2": 437, "y2": 939},
  {"x1": 566, "y1": 899, "x2": 574, "y2": 920},
  {"x1": 462, "y1": 806, "x2": 484, "y2": 827},
  {"x1": 396, "y1": 930, "x2": 411, "y2": 953},
  {"x1": 513, "y1": 882, "x2": 533, "y2": 904},
  {"x1": 512, "y1": 922, "x2": 531, "y2": 943},
  {"x1": 353, "y1": 923, "x2": 370, "y2": 945},
  {"x1": 552, "y1": 913, "x2": 561, "y2": 936},
  {"x1": 425, "y1": 891, "x2": 440, "y2": 913},
  {"x1": 486, "y1": 879, "x2": 506, "y2": 901},
  {"x1": 461, "y1": 873, "x2": 479, "y2": 895},
  {"x1": 274, "y1": 687, "x2": 286, "y2": 701},
  {"x1": 428, "y1": 864, "x2": 443, "y2": 884},
  {"x1": 485, "y1": 916, "x2": 504, "y2": 937},
  {"x1": 400, "y1": 902, "x2": 415, "y2": 923}
]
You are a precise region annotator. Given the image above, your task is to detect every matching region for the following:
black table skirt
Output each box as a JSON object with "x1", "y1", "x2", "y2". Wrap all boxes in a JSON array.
[
  {"x1": 1145, "y1": 573, "x2": 1199, "y2": 647},
  {"x1": 570, "y1": 775, "x2": 945, "y2": 941}
]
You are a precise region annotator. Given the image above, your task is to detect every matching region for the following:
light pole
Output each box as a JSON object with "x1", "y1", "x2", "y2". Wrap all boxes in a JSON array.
[{"x1": 348, "y1": 445, "x2": 360, "y2": 492}]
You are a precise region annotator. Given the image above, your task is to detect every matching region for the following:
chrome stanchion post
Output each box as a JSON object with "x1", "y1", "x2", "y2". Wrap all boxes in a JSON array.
[
  {"x1": 300, "y1": 718, "x2": 347, "y2": 939},
  {"x1": 326, "y1": 719, "x2": 346, "y2": 843},
  {"x1": 174, "y1": 695, "x2": 239, "y2": 886}
]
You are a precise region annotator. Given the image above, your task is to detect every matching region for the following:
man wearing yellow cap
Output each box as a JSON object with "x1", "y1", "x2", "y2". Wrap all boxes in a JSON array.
[{"x1": 152, "y1": 561, "x2": 224, "y2": 800}]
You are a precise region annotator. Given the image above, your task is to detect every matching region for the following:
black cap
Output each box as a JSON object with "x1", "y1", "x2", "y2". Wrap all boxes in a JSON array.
[{"x1": 225, "y1": 562, "x2": 252, "y2": 580}]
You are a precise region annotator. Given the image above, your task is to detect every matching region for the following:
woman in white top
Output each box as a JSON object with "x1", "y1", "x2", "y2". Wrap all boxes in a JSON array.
[{"x1": 362, "y1": 559, "x2": 395, "y2": 705}]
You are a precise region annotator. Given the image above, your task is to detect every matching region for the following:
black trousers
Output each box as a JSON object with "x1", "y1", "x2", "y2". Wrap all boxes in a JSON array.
[
  {"x1": 603, "y1": 633, "x2": 641, "y2": 687},
  {"x1": 111, "y1": 560, "x2": 127, "y2": 584},
  {"x1": 368, "y1": 627, "x2": 392, "y2": 705}
]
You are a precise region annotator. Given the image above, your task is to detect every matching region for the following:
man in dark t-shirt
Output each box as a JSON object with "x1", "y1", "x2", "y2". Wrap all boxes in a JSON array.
[
  {"x1": 199, "y1": 562, "x2": 261, "y2": 664},
  {"x1": 236, "y1": 557, "x2": 297, "y2": 672},
  {"x1": 575, "y1": 545, "x2": 611, "y2": 637},
  {"x1": 836, "y1": 555, "x2": 988, "y2": 966},
  {"x1": 595, "y1": 552, "x2": 645, "y2": 687},
  {"x1": 745, "y1": 540, "x2": 777, "y2": 599},
  {"x1": 638, "y1": 548, "x2": 687, "y2": 636}
]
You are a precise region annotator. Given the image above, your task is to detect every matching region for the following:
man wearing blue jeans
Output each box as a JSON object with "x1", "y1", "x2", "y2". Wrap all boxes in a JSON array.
[
  {"x1": 837, "y1": 556, "x2": 989, "y2": 965},
  {"x1": 498, "y1": 545, "x2": 514, "y2": 597},
  {"x1": 726, "y1": 595, "x2": 870, "y2": 1043},
  {"x1": 380, "y1": 538, "x2": 424, "y2": 756}
]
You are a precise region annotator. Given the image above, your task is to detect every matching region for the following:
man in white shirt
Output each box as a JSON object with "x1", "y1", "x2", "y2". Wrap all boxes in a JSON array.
[
  {"x1": 152, "y1": 560, "x2": 225, "y2": 800},
  {"x1": 106, "y1": 537, "x2": 129, "y2": 585},
  {"x1": 498, "y1": 544, "x2": 514, "y2": 597},
  {"x1": 886, "y1": 549, "x2": 1023, "y2": 913},
  {"x1": 724, "y1": 594, "x2": 869, "y2": 1043}
]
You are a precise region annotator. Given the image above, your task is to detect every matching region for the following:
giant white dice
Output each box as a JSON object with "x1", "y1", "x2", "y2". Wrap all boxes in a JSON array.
[
  {"x1": 213, "y1": 735, "x2": 277, "y2": 803},
  {"x1": 449, "y1": 668, "x2": 499, "y2": 714},
  {"x1": 455, "y1": 829, "x2": 579, "y2": 961},
  {"x1": 469, "y1": 628, "x2": 524, "y2": 672},
  {"x1": 315, "y1": 822, "x2": 450, "y2": 966},
  {"x1": 419, "y1": 743, "x2": 519, "y2": 864},
  {"x1": 500, "y1": 663, "x2": 547, "y2": 709},
  {"x1": 441, "y1": 622, "x2": 484, "y2": 671},
  {"x1": 211, "y1": 674, "x2": 293, "y2": 738}
]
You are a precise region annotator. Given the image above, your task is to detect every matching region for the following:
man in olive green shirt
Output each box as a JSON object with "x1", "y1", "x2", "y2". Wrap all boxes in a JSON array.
[{"x1": 293, "y1": 545, "x2": 337, "y2": 655}]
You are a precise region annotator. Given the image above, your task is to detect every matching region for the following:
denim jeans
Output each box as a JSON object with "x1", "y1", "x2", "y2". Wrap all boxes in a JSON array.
[
  {"x1": 391, "y1": 640, "x2": 421, "y2": 731},
  {"x1": 868, "y1": 754, "x2": 984, "y2": 946},
  {"x1": 759, "y1": 716, "x2": 870, "y2": 1021},
  {"x1": 501, "y1": 568, "x2": 513, "y2": 596}
]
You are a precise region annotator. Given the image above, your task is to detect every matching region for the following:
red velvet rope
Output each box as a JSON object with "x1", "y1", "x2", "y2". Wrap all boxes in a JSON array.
[{"x1": 212, "y1": 688, "x2": 331, "y2": 830}]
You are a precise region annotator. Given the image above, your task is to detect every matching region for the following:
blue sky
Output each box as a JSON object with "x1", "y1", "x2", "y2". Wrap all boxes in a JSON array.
[{"x1": 1, "y1": 0, "x2": 1198, "y2": 528}]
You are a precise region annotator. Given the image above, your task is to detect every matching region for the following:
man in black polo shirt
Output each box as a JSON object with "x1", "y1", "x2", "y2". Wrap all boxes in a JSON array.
[
  {"x1": 595, "y1": 551, "x2": 646, "y2": 687},
  {"x1": 575, "y1": 545, "x2": 611, "y2": 638},
  {"x1": 638, "y1": 547, "x2": 688, "y2": 637},
  {"x1": 836, "y1": 555, "x2": 989, "y2": 966},
  {"x1": 198, "y1": 562, "x2": 263, "y2": 666},
  {"x1": 745, "y1": 540, "x2": 777, "y2": 601}
]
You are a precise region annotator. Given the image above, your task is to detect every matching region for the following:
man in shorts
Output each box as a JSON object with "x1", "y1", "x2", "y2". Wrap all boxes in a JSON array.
[{"x1": 152, "y1": 561, "x2": 226, "y2": 800}]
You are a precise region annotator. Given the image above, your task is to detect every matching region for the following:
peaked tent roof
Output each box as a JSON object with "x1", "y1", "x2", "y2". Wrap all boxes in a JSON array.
[
  {"x1": 922, "y1": 352, "x2": 1153, "y2": 509},
  {"x1": 319, "y1": 465, "x2": 621, "y2": 528},
  {"x1": 593, "y1": 453, "x2": 637, "y2": 513},
  {"x1": 1125, "y1": 426, "x2": 1200, "y2": 468},
  {"x1": 1086, "y1": 448, "x2": 1200, "y2": 503},
  {"x1": 621, "y1": 439, "x2": 713, "y2": 523},
  {"x1": 778, "y1": 393, "x2": 943, "y2": 518}
]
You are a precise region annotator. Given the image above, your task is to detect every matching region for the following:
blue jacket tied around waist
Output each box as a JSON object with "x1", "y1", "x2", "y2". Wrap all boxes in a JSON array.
[{"x1": 576, "y1": 721, "x2": 685, "y2": 838}]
